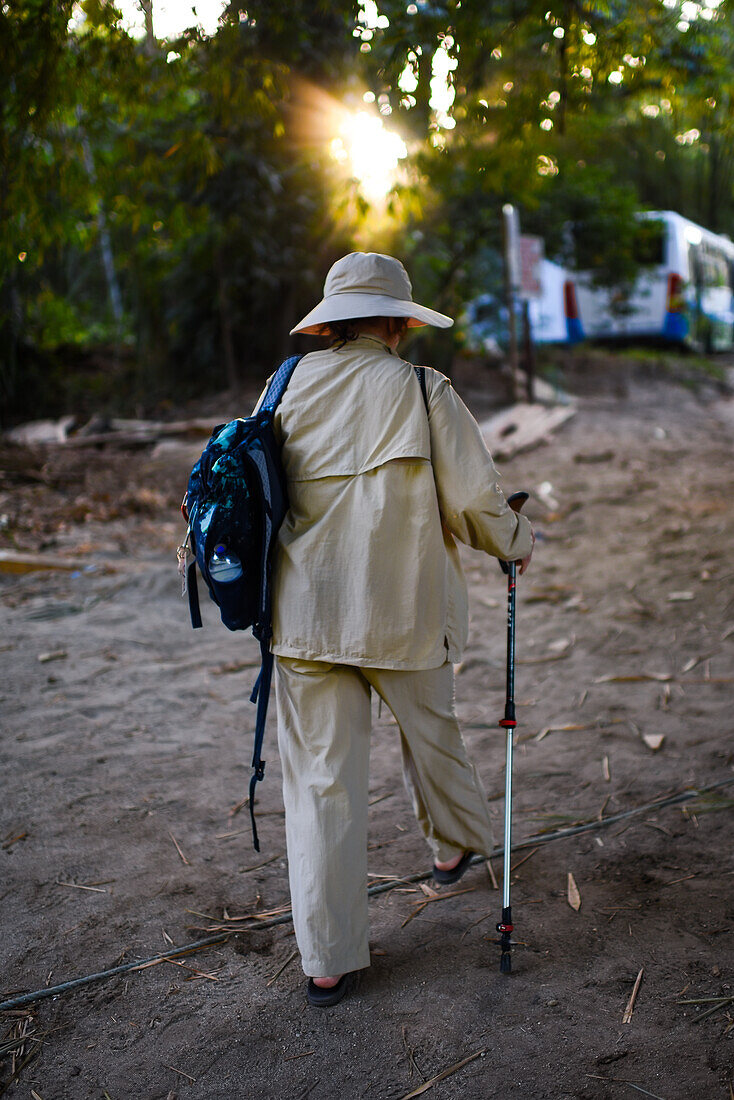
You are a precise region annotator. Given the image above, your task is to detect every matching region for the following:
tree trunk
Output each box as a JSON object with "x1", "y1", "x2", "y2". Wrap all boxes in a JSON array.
[
  {"x1": 139, "y1": 0, "x2": 156, "y2": 56},
  {"x1": 78, "y1": 117, "x2": 124, "y2": 327}
]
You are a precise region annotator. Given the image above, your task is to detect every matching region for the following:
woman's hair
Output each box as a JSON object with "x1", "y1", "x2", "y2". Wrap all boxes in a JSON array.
[{"x1": 327, "y1": 315, "x2": 409, "y2": 348}]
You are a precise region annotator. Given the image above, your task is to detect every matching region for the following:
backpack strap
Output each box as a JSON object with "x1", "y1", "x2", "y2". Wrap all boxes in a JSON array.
[
  {"x1": 260, "y1": 354, "x2": 303, "y2": 416},
  {"x1": 246, "y1": 352, "x2": 302, "y2": 850},
  {"x1": 187, "y1": 559, "x2": 202, "y2": 629},
  {"x1": 248, "y1": 636, "x2": 274, "y2": 852},
  {"x1": 415, "y1": 365, "x2": 429, "y2": 413}
]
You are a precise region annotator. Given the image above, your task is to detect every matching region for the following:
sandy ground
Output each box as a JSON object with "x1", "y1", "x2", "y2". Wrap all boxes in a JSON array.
[{"x1": 1, "y1": 356, "x2": 733, "y2": 1100}]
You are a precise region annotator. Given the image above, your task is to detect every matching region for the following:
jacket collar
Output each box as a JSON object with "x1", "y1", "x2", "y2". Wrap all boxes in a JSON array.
[{"x1": 349, "y1": 333, "x2": 395, "y2": 354}]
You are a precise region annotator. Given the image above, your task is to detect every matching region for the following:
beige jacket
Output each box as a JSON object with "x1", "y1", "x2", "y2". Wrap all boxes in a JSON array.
[{"x1": 267, "y1": 334, "x2": 532, "y2": 670}]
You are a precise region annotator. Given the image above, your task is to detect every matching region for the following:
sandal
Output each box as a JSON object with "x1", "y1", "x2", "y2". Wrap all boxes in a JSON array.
[
  {"x1": 306, "y1": 974, "x2": 349, "y2": 1007},
  {"x1": 432, "y1": 850, "x2": 476, "y2": 886}
]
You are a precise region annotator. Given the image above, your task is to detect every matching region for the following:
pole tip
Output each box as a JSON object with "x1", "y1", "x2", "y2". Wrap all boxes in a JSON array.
[{"x1": 500, "y1": 952, "x2": 512, "y2": 974}]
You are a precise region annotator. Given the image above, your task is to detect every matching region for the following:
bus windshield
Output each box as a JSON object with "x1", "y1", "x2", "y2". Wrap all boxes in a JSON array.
[{"x1": 689, "y1": 242, "x2": 732, "y2": 290}]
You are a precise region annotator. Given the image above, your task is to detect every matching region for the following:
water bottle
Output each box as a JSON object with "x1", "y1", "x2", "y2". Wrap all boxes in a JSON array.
[{"x1": 208, "y1": 543, "x2": 243, "y2": 583}]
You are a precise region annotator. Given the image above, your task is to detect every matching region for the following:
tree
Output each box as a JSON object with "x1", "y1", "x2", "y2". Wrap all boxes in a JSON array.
[
  {"x1": 0, "y1": 0, "x2": 75, "y2": 410},
  {"x1": 356, "y1": 0, "x2": 734, "y2": 314},
  {"x1": 1, "y1": 0, "x2": 364, "y2": 421}
]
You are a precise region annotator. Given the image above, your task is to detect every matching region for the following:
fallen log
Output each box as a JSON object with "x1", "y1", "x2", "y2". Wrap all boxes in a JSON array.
[
  {"x1": 57, "y1": 418, "x2": 218, "y2": 448},
  {"x1": 5, "y1": 416, "x2": 76, "y2": 445},
  {"x1": 4, "y1": 417, "x2": 220, "y2": 449},
  {"x1": 0, "y1": 550, "x2": 113, "y2": 575},
  {"x1": 480, "y1": 401, "x2": 576, "y2": 459}
]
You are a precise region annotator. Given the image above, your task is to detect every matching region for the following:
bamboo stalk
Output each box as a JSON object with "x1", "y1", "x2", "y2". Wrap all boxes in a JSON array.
[
  {"x1": 398, "y1": 1048, "x2": 487, "y2": 1100},
  {"x1": 623, "y1": 967, "x2": 644, "y2": 1024}
]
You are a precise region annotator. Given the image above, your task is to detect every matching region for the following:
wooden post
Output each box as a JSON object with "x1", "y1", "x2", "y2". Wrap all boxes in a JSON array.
[
  {"x1": 502, "y1": 204, "x2": 521, "y2": 402},
  {"x1": 521, "y1": 299, "x2": 535, "y2": 403}
]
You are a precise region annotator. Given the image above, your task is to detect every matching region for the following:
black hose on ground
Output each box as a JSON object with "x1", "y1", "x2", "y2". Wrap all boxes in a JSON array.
[{"x1": 2, "y1": 776, "x2": 732, "y2": 1013}]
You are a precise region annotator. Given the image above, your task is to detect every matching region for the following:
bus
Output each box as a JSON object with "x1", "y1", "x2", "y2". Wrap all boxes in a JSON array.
[
  {"x1": 570, "y1": 210, "x2": 734, "y2": 352},
  {"x1": 528, "y1": 258, "x2": 579, "y2": 344},
  {"x1": 462, "y1": 257, "x2": 581, "y2": 354}
]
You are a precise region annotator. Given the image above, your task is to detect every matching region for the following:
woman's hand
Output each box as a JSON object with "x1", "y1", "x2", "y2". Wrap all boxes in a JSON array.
[{"x1": 518, "y1": 528, "x2": 535, "y2": 576}]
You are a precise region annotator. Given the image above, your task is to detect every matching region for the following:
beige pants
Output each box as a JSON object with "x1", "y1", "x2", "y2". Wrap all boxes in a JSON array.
[{"x1": 275, "y1": 656, "x2": 494, "y2": 977}]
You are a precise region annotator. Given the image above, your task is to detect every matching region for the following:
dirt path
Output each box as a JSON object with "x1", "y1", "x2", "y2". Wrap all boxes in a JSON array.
[{"x1": 1, "y1": 360, "x2": 733, "y2": 1099}]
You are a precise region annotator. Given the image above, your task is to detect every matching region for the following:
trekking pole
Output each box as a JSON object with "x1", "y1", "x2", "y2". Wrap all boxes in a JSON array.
[{"x1": 496, "y1": 490, "x2": 529, "y2": 974}]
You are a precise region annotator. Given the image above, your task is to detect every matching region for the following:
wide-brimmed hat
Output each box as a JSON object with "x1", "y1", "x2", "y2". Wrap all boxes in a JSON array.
[{"x1": 290, "y1": 252, "x2": 453, "y2": 335}]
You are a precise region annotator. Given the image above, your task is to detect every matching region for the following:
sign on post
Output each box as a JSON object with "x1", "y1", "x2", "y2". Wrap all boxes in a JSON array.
[
  {"x1": 518, "y1": 235, "x2": 544, "y2": 301},
  {"x1": 503, "y1": 204, "x2": 521, "y2": 291},
  {"x1": 502, "y1": 204, "x2": 521, "y2": 399}
]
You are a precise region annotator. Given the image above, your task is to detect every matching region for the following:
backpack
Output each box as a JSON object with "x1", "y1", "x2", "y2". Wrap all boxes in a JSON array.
[
  {"x1": 177, "y1": 354, "x2": 302, "y2": 850},
  {"x1": 177, "y1": 357, "x2": 428, "y2": 851}
]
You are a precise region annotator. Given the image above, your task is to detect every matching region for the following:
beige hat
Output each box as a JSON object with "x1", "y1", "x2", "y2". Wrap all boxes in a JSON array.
[{"x1": 290, "y1": 252, "x2": 453, "y2": 335}]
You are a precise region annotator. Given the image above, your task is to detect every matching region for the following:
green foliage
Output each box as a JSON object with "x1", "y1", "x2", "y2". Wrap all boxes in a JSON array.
[
  {"x1": 2, "y1": 0, "x2": 734, "y2": 423},
  {"x1": 365, "y1": 0, "x2": 734, "y2": 293},
  {"x1": 0, "y1": 0, "x2": 77, "y2": 410},
  {"x1": 1, "y1": 0, "x2": 363, "y2": 422}
]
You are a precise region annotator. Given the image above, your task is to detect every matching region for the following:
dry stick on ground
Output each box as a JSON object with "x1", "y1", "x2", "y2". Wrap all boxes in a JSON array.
[
  {"x1": 661, "y1": 873, "x2": 698, "y2": 887},
  {"x1": 460, "y1": 911, "x2": 495, "y2": 940},
  {"x1": 164, "y1": 1065, "x2": 196, "y2": 1084},
  {"x1": 1, "y1": 833, "x2": 27, "y2": 851},
  {"x1": 509, "y1": 847, "x2": 539, "y2": 875},
  {"x1": 163, "y1": 959, "x2": 223, "y2": 982},
  {"x1": 0, "y1": 1016, "x2": 40, "y2": 1098},
  {"x1": 401, "y1": 886, "x2": 475, "y2": 927},
  {"x1": 266, "y1": 950, "x2": 299, "y2": 988},
  {"x1": 240, "y1": 853, "x2": 282, "y2": 873},
  {"x1": 682, "y1": 994, "x2": 734, "y2": 1024},
  {"x1": 168, "y1": 831, "x2": 189, "y2": 865},
  {"x1": 398, "y1": 1048, "x2": 487, "y2": 1100},
  {"x1": 585, "y1": 1074, "x2": 667, "y2": 1100},
  {"x1": 2, "y1": 778, "x2": 733, "y2": 1014},
  {"x1": 623, "y1": 968, "x2": 645, "y2": 1024},
  {"x1": 55, "y1": 881, "x2": 107, "y2": 894},
  {"x1": 401, "y1": 1025, "x2": 426, "y2": 1083},
  {"x1": 598, "y1": 794, "x2": 612, "y2": 821},
  {"x1": 677, "y1": 996, "x2": 732, "y2": 1004}
]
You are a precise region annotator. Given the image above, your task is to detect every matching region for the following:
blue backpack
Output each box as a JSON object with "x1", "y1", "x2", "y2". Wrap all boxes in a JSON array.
[{"x1": 178, "y1": 355, "x2": 302, "y2": 850}]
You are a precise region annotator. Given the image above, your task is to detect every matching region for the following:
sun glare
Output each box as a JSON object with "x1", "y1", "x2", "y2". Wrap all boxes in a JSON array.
[
  {"x1": 108, "y1": 0, "x2": 228, "y2": 39},
  {"x1": 331, "y1": 111, "x2": 407, "y2": 202}
]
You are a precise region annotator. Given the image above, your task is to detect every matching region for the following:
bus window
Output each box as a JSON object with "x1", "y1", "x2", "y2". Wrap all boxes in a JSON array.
[
  {"x1": 690, "y1": 243, "x2": 731, "y2": 289},
  {"x1": 704, "y1": 248, "x2": 730, "y2": 289}
]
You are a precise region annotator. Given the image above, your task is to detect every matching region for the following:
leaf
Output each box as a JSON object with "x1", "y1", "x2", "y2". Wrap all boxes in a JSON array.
[
  {"x1": 535, "y1": 722, "x2": 594, "y2": 742},
  {"x1": 37, "y1": 649, "x2": 68, "y2": 663},
  {"x1": 567, "y1": 872, "x2": 581, "y2": 911}
]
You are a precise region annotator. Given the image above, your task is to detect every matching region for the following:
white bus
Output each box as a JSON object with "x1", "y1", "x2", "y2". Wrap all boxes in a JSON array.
[
  {"x1": 570, "y1": 211, "x2": 734, "y2": 352},
  {"x1": 528, "y1": 258, "x2": 577, "y2": 344}
]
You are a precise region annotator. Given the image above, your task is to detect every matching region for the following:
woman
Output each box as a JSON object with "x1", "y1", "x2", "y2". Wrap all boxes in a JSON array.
[{"x1": 269, "y1": 252, "x2": 533, "y2": 1005}]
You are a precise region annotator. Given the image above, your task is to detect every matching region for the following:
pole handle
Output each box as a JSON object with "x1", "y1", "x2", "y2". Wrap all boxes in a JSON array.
[{"x1": 499, "y1": 491, "x2": 530, "y2": 574}]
